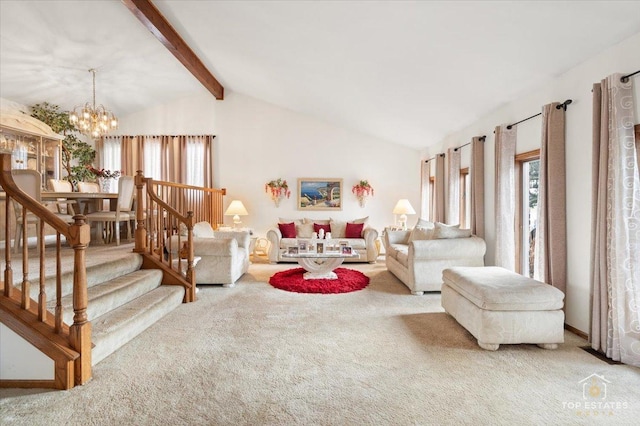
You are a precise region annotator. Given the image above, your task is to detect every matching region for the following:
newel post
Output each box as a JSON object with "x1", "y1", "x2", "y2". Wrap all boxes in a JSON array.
[
  {"x1": 184, "y1": 212, "x2": 196, "y2": 302},
  {"x1": 68, "y1": 215, "x2": 92, "y2": 385},
  {"x1": 134, "y1": 170, "x2": 147, "y2": 253}
]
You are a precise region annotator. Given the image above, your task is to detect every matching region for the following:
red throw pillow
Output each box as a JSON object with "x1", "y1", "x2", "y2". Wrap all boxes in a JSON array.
[
  {"x1": 313, "y1": 223, "x2": 331, "y2": 234},
  {"x1": 345, "y1": 222, "x2": 364, "y2": 238},
  {"x1": 278, "y1": 222, "x2": 296, "y2": 238}
]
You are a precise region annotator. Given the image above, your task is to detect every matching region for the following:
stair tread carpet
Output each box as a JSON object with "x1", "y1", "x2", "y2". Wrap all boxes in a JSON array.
[
  {"x1": 91, "y1": 285, "x2": 185, "y2": 365},
  {"x1": 51, "y1": 269, "x2": 164, "y2": 325},
  {"x1": 22, "y1": 253, "x2": 143, "y2": 301}
]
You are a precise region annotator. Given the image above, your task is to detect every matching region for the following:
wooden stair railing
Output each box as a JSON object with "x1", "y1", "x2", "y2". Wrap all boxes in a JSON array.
[
  {"x1": 0, "y1": 153, "x2": 91, "y2": 389},
  {"x1": 133, "y1": 172, "x2": 226, "y2": 302}
]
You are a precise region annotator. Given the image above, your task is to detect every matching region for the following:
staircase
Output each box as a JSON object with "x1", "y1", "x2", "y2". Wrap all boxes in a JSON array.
[
  {"x1": 1, "y1": 155, "x2": 225, "y2": 389},
  {"x1": 40, "y1": 252, "x2": 185, "y2": 366}
]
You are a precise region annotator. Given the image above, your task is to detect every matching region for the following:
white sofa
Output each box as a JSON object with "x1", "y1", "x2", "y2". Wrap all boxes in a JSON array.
[
  {"x1": 384, "y1": 222, "x2": 486, "y2": 295},
  {"x1": 267, "y1": 217, "x2": 378, "y2": 263},
  {"x1": 169, "y1": 223, "x2": 250, "y2": 287}
]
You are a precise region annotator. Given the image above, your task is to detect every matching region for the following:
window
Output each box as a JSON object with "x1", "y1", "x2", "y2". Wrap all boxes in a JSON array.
[
  {"x1": 185, "y1": 136, "x2": 206, "y2": 187},
  {"x1": 460, "y1": 167, "x2": 470, "y2": 228},
  {"x1": 142, "y1": 137, "x2": 162, "y2": 181},
  {"x1": 515, "y1": 150, "x2": 540, "y2": 277},
  {"x1": 102, "y1": 137, "x2": 121, "y2": 173}
]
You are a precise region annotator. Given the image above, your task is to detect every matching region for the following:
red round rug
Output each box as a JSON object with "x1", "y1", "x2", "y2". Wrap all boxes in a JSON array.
[{"x1": 269, "y1": 268, "x2": 369, "y2": 294}]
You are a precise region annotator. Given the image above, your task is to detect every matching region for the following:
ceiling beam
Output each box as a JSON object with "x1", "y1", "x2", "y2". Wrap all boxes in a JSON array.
[{"x1": 122, "y1": 0, "x2": 224, "y2": 100}]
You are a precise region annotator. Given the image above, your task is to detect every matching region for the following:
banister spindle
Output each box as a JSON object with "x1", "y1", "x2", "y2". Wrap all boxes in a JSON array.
[
  {"x1": 38, "y1": 219, "x2": 46, "y2": 321},
  {"x1": 21, "y1": 207, "x2": 30, "y2": 310},
  {"x1": 4, "y1": 194, "x2": 13, "y2": 297}
]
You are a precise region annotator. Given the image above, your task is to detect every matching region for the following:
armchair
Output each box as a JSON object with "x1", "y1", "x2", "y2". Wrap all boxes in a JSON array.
[{"x1": 170, "y1": 223, "x2": 250, "y2": 287}]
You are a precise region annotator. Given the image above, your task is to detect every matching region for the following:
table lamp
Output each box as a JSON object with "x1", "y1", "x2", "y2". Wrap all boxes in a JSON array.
[
  {"x1": 392, "y1": 199, "x2": 416, "y2": 230},
  {"x1": 224, "y1": 200, "x2": 249, "y2": 227}
]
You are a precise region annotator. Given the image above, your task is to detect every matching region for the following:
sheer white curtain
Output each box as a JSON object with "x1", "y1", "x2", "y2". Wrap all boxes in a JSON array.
[
  {"x1": 494, "y1": 125, "x2": 517, "y2": 271},
  {"x1": 447, "y1": 147, "x2": 461, "y2": 225},
  {"x1": 143, "y1": 136, "x2": 162, "y2": 180},
  {"x1": 590, "y1": 73, "x2": 640, "y2": 367},
  {"x1": 186, "y1": 136, "x2": 205, "y2": 187},
  {"x1": 102, "y1": 136, "x2": 122, "y2": 172}
]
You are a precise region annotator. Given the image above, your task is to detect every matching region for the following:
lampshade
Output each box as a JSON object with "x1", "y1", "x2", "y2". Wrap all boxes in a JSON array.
[
  {"x1": 392, "y1": 199, "x2": 416, "y2": 215},
  {"x1": 224, "y1": 200, "x2": 248, "y2": 226},
  {"x1": 392, "y1": 199, "x2": 415, "y2": 230}
]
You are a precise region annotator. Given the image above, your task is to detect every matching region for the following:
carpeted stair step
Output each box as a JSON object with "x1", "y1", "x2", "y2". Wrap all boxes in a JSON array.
[
  {"x1": 91, "y1": 285, "x2": 185, "y2": 365},
  {"x1": 20, "y1": 253, "x2": 143, "y2": 302},
  {"x1": 51, "y1": 269, "x2": 164, "y2": 326}
]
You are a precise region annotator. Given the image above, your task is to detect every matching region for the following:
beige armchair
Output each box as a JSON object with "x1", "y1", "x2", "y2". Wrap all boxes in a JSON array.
[{"x1": 170, "y1": 222, "x2": 250, "y2": 287}]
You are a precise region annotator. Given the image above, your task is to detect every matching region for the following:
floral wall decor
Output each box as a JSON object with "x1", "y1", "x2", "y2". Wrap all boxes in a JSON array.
[
  {"x1": 352, "y1": 180, "x2": 374, "y2": 207},
  {"x1": 265, "y1": 178, "x2": 291, "y2": 207}
]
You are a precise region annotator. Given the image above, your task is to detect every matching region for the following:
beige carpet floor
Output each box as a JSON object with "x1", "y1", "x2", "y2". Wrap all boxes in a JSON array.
[{"x1": 1, "y1": 248, "x2": 639, "y2": 425}]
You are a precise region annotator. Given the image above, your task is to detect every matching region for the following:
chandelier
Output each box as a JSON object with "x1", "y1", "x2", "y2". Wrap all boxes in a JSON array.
[{"x1": 69, "y1": 69, "x2": 118, "y2": 138}]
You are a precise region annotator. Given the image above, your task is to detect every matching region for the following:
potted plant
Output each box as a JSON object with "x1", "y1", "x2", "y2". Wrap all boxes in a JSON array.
[{"x1": 30, "y1": 102, "x2": 96, "y2": 186}]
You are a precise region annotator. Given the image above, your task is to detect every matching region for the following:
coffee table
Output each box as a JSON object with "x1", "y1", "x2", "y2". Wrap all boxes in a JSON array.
[{"x1": 281, "y1": 251, "x2": 359, "y2": 279}]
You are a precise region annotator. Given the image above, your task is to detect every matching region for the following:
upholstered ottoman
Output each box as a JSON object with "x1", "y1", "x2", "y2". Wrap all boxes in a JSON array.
[{"x1": 441, "y1": 266, "x2": 564, "y2": 351}]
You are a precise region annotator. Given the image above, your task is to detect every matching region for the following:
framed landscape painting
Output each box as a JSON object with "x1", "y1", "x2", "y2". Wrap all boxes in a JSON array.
[{"x1": 297, "y1": 178, "x2": 343, "y2": 211}]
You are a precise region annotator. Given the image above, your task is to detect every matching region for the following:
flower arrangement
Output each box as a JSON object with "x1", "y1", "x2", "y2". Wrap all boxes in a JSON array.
[
  {"x1": 352, "y1": 180, "x2": 374, "y2": 207},
  {"x1": 88, "y1": 166, "x2": 122, "y2": 179},
  {"x1": 265, "y1": 178, "x2": 291, "y2": 207}
]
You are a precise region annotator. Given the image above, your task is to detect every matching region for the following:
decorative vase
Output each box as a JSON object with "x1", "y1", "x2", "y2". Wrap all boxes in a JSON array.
[
  {"x1": 357, "y1": 195, "x2": 367, "y2": 208},
  {"x1": 272, "y1": 193, "x2": 284, "y2": 207},
  {"x1": 99, "y1": 177, "x2": 115, "y2": 193}
]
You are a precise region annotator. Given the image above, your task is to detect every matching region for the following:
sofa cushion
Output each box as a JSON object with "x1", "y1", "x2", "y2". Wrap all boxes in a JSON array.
[
  {"x1": 296, "y1": 222, "x2": 314, "y2": 238},
  {"x1": 193, "y1": 221, "x2": 215, "y2": 238},
  {"x1": 278, "y1": 222, "x2": 296, "y2": 238},
  {"x1": 280, "y1": 238, "x2": 299, "y2": 248},
  {"x1": 434, "y1": 222, "x2": 472, "y2": 239},
  {"x1": 345, "y1": 222, "x2": 364, "y2": 238},
  {"x1": 443, "y1": 267, "x2": 564, "y2": 311}
]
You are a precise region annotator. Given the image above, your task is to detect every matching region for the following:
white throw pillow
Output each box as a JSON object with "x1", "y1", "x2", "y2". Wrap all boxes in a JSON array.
[
  {"x1": 409, "y1": 227, "x2": 434, "y2": 242},
  {"x1": 433, "y1": 222, "x2": 472, "y2": 239},
  {"x1": 415, "y1": 218, "x2": 435, "y2": 230},
  {"x1": 329, "y1": 219, "x2": 347, "y2": 238},
  {"x1": 296, "y1": 222, "x2": 314, "y2": 238},
  {"x1": 193, "y1": 221, "x2": 215, "y2": 238},
  {"x1": 279, "y1": 217, "x2": 304, "y2": 226}
]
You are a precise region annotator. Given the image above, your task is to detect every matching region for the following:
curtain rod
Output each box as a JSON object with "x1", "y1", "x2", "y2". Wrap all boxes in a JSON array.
[
  {"x1": 621, "y1": 70, "x2": 640, "y2": 83},
  {"x1": 454, "y1": 135, "x2": 486, "y2": 152},
  {"x1": 424, "y1": 153, "x2": 446, "y2": 163},
  {"x1": 506, "y1": 99, "x2": 572, "y2": 130},
  {"x1": 102, "y1": 134, "x2": 215, "y2": 138}
]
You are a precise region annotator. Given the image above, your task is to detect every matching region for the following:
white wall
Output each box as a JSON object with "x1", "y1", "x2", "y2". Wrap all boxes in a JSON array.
[
  {"x1": 0, "y1": 323, "x2": 54, "y2": 380},
  {"x1": 116, "y1": 91, "x2": 421, "y2": 237},
  {"x1": 426, "y1": 32, "x2": 640, "y2": 334}
]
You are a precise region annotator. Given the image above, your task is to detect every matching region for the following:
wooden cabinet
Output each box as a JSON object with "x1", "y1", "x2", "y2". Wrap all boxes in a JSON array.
[{"x1": 0, "y1": 111, "x2": 63, "y2": 190}]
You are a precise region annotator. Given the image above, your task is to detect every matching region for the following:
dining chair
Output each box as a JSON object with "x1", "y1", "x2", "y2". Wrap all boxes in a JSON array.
[
  {"x1": 12, "y1": 170, "x2": 74, "y2": 253},
  {"x1": 48, "y1": 178, "x2": 77, "y2": 215},
  {"x1": 77, "y1": 181, "x2": 103, "y2": 214},
  {"x1": 85, "y1": 176, "x2": 135, "y2": 245}
]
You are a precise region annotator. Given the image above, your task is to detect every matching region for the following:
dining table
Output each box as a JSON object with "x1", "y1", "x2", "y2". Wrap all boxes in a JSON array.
[{"x1": 41, "y1": 191, "x2": 119, "y2": 212}]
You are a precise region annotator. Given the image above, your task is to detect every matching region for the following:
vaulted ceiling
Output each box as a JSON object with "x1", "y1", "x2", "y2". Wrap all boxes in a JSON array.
[{"x1": 2, "y1": 1, "x2": 640, "y2": 149}]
